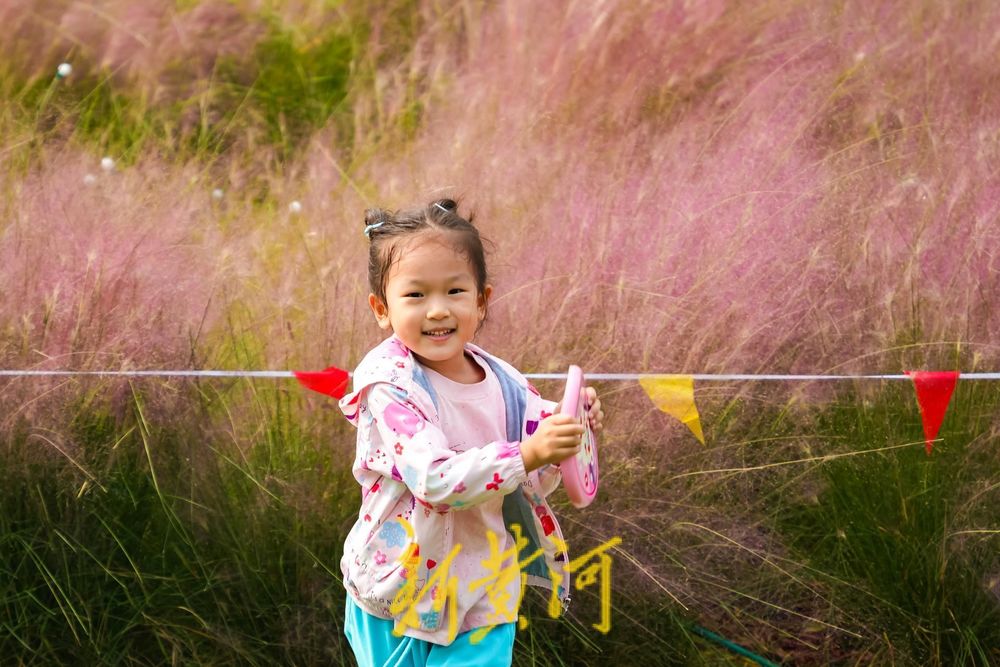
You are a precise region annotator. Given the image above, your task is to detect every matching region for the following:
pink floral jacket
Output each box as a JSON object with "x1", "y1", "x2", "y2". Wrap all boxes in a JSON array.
[{"x1": 338, "y1": 335, "x2": 570, "y2": 643}]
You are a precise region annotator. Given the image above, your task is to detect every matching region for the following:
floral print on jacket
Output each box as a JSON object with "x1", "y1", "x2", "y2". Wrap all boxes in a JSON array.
[{"x1": 338, "y1": 335, "x2": 569, "y2": 644}]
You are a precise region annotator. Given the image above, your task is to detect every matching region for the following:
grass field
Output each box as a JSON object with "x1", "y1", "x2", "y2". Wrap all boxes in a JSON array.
[{"x1": 2, "y1": 2, "x2": 998, "y2": 665}]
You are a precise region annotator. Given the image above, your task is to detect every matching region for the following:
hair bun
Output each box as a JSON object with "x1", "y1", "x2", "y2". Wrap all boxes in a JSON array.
[
  {"x1": 432, "y1": 198, "x2": 457, "y2": 213},
  {"x1": 364, "y1": 208, "x2": 389, "y2": 229}
]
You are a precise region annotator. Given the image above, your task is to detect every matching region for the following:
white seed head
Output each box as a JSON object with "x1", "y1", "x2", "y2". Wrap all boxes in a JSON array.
[
  {"x1": 288, "y1": 200, "x2": 302, "y2": 214},
  {"x1": 212, "y1": 188, "x2": 224, "y2": 200},
  {"x1": 100, "y1": 156, "x2": 115, "y2": 172},
  {"x1": 57, "y1": 63, "x2": 73, "y2": 78}
]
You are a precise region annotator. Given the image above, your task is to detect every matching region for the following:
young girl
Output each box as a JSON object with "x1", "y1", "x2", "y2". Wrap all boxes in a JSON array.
[{"x1": 338, "y1": 199, "x2": 604, "y2": 666}]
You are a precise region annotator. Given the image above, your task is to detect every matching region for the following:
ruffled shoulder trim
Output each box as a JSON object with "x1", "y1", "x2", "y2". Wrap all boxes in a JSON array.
[{"x1": 339, "y1": 336, "x2": 426, "y2": 422}]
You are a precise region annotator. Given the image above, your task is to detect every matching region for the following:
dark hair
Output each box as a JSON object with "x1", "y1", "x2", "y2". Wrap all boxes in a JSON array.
[{"x1": 364, "y1": 198, "x2": 493, "y2": 327}]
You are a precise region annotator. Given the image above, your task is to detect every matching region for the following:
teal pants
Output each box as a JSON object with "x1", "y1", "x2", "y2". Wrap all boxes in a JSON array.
[{"x1": 344, "y1": 597, "x2": 515, "y2": 667}]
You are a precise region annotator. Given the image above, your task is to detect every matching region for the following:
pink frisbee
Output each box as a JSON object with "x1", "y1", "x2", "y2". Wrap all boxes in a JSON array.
[{"x1": 558, "y1": 365, "x2": 599, "y2": 508}]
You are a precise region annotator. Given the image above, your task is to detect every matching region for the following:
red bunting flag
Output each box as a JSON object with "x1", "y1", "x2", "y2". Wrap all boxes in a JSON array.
[
  {"x1": 293, "y1": 366, "x2": 350, "y2": 399},
  {"x1": 905, "y1": 371, "x2": 959, "y2": 455}
]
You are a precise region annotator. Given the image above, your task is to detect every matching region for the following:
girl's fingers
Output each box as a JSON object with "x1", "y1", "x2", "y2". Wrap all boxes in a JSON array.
[
  {"x1": 550, "y1": 413, "x2": 579, "y2": 426},
  {"x1": 558, "y1": 428, "x2": 584, "y2": 444},
  {"x1": 554, "y1": 419, "x2": 585, "y2": 432},
  {"x1": 587, "y1": 405, "x2": 604, "y2": 429},
  {"x1": 584, "y1": 389, "x2": 601, "y2": 417}
]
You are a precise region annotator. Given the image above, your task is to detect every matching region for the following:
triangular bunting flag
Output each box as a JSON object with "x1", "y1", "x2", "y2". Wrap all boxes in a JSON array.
[
  {"x1": 639, "y1": 375, "x2": 705, "y2": 444},
  {"x1": 905, "y1": 370, "x2": 959, "y2": 455},
  {"x1": 293, "y1": 366, "x2": 350, "y2": 399}
]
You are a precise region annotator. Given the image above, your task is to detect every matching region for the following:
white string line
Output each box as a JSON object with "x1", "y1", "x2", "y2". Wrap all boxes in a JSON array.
[{"x1": 1, "y1": 371, "x2": 999, "y2": 380}]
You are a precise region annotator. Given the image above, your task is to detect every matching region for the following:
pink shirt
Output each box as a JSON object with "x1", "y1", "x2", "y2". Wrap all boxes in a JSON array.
[{"x1": 423, "y1": 354, "x2": 521, "y2": 632}]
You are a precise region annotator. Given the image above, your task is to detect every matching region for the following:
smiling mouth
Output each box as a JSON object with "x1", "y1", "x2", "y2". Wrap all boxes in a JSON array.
[{"x1": 423, "y1": 328, "x2": 455, "y2": 337}]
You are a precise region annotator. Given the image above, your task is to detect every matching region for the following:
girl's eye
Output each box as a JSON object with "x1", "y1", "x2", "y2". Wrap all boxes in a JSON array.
[
  {"x1": 405, "y1": 292, "x2": 423, "y2": 298},
  {"x1": 448, "y1": 288, "x2": 465, "y2": 295}
]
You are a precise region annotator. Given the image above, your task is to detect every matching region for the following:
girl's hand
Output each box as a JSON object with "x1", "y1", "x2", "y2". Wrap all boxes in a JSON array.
[
  {"x1": 520, "y1": 414, "x2": 584, "y2": 472},
  {"x1": 584, "y1": 386, "x2": 604, "y2": 432}
]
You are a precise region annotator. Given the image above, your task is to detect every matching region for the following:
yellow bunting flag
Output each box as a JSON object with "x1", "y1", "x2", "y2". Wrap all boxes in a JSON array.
[{"x1": 639, "y1": 375, "x2": 705, "y2": 445}]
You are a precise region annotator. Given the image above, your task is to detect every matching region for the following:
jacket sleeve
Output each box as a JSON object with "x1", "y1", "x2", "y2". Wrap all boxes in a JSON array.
[
  {"x1": 536, "y1": 464, "x2": 562, "y2": 496},
  {"x1": 362, "y1": 383, "x2": 528, "y2": 510}
]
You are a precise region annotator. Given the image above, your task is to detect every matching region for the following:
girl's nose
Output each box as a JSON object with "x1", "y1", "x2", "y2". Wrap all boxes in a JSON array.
[{"x1": 426, "y1": 299, "x2": 450, "y2": 319}]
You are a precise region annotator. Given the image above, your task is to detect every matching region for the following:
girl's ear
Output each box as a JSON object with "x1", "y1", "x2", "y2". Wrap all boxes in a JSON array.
[
  {"x1": 368, "y1": 294, "x2": 392, "y2": 330},
  {"x1": 478, "y1": 284, "x2": 493, "y2": 316}
]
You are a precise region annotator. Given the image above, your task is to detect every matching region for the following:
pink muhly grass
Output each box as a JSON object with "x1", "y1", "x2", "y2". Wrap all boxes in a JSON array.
[
  {"x1": 327, "y1": 0, "x2": 1000, "y2": 379},
  {"x1": 5, "y1": 1, "x2": 996, "y2": 384},
  {"x1": 0, "y1": 148, "x2": 231, "y2": 467},
  {"x1": 0, "y1": 149, "x2": 222, "y2": 372}
]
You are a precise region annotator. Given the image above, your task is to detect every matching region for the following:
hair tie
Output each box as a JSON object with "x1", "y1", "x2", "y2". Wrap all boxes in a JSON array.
[
  {"x1": 434, "y1": 202, "x2": 450, "y2": 213},
  {"x1": 364, "y1": 221, "x2": 386, "y2": 238}
]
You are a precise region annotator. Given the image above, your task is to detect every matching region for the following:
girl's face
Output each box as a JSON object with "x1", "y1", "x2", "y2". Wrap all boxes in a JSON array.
[{"x1": 369, "y1": 232, "x2": 491, "y2": 381}]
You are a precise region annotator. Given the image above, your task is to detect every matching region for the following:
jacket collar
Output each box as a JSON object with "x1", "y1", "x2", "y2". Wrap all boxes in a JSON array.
[{"x1": 339, "y1": 335, "x2": 518, "y2": 423}]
